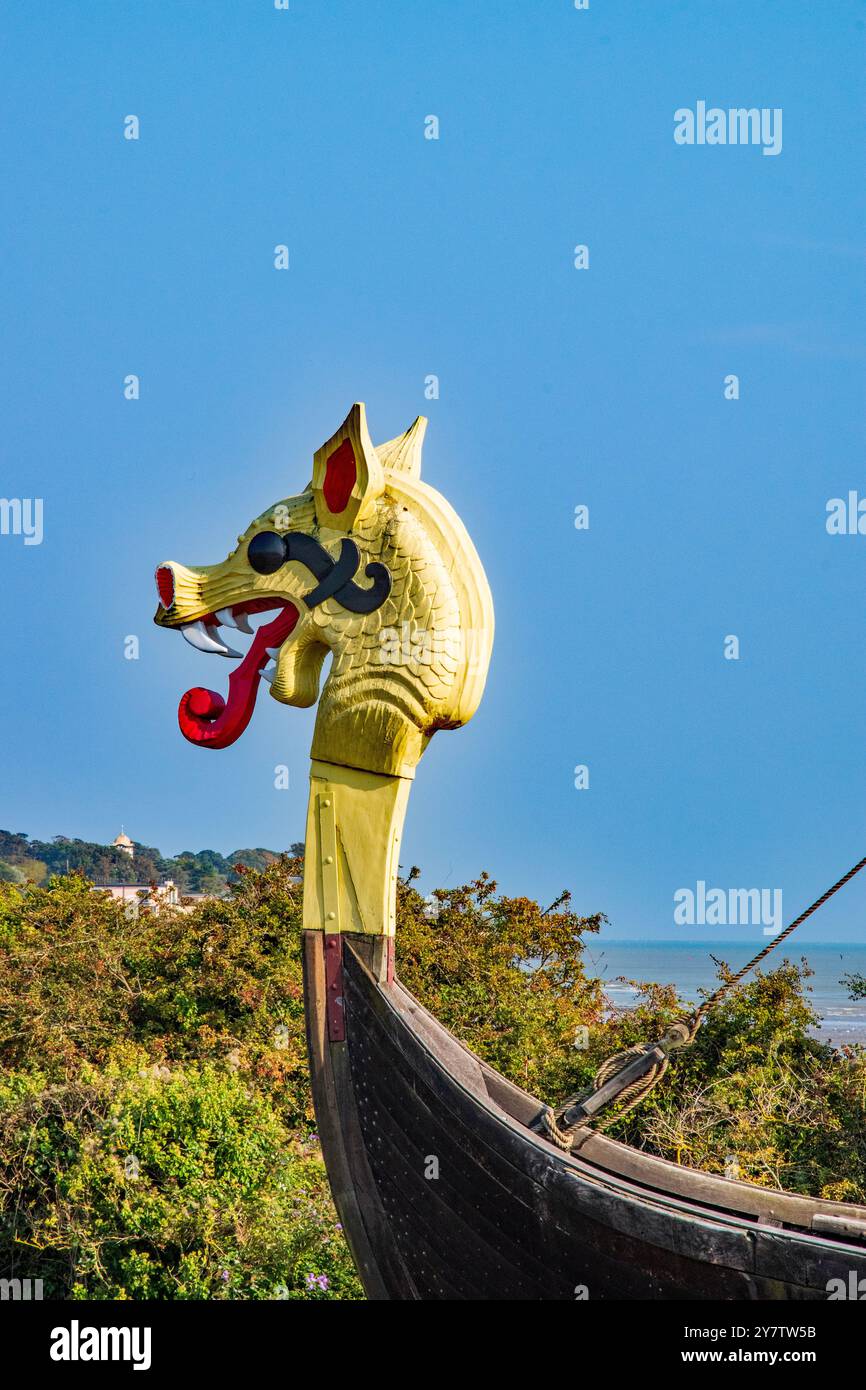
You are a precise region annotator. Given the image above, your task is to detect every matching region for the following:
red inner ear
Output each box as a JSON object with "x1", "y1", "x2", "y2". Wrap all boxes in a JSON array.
[{"x1": 323, "y1": 438, "x2": 357, "y2": 514}]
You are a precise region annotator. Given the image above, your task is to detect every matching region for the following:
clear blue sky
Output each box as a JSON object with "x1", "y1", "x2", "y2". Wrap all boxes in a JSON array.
[{"x1": 2, "y1": 1, "x2": 865, "y2": 941}]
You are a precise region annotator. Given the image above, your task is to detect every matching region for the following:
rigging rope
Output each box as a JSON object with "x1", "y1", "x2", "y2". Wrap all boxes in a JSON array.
[
  {"x1": 691, "y1": 852, "x2": 866, "y2": 1025},
  {"x1": 541, "y1": 852, "x2": 866, "y2": 1148}
]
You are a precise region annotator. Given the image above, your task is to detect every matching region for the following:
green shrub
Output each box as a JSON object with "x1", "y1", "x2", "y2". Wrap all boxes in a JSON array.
[
  {"x1": 0, "y1": 862, "x2": 360, "y2": 1299},
  {"x1": 0, "y1": 1057, "x2": 358, "y2": 1299}
]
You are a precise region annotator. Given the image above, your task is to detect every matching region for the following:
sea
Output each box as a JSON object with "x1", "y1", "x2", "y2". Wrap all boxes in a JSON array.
[{"x1": 584, "y1": 940, "x2": 866, "y2": 1047}]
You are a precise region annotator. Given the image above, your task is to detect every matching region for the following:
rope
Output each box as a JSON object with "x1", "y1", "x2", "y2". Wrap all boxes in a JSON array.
[
  {"x1": 691, "y1": 852, "x2": 866, "y2": 1024},
  {"x1": 593, "y1": 1043, "x2": 671, "y2": 1126},
  {"x1": 543, "y1": 852, "x2": 866, "y2": 1149},
  {"x1": 590, "y1": 1019, "x2": 700, "y2": 1130},
  {"x1": 539, "y1": 1106, "x2": 574, "y2": 1151}
]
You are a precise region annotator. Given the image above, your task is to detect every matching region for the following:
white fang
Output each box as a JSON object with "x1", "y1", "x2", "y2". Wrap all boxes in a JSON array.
[{"x1": 181, "y1": 621, "x2": 241, "y2": 658}]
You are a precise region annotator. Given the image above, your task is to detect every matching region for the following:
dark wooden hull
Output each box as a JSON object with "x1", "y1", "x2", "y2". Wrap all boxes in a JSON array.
[{"x1": 303, "y1": 931, "x2": 866, "y2": 1300}]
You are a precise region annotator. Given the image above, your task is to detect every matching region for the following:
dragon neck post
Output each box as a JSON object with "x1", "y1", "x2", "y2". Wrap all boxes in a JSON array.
[{"x1": 154, "y1": 402, "x2": 493, "y2": 940}]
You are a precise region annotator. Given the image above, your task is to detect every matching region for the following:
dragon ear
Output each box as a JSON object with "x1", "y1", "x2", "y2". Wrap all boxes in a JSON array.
[
  {"x1": 312, "y1": 402, "x2": 384, "y2": 530},
  {"x1": 375, "y1": 415, "x2": 427, "y2": 479}
]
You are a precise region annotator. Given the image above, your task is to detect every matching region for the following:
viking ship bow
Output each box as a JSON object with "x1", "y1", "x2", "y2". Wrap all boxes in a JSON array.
[{"x1": 155, "y1": 403, "x2": 866, "y2": 1300}]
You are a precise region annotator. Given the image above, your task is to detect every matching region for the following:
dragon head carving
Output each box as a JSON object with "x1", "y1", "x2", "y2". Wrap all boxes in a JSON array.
[{"x1": 154, "y1": 403, "x2": 494, "y2": 778}]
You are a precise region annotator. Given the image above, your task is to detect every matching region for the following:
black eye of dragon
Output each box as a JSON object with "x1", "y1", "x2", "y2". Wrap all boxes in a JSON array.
[
  {"x1": 247, "y1": 529, "x2": 392, "y2": 614},
  {"x1": 247, "y1": 530, "x2": 287, "y2": 574}
]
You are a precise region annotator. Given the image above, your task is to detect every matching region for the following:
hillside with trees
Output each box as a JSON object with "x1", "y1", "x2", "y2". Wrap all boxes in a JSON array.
[{"x1": 0, "y1": 829, "x2": 294, "y2": 894}]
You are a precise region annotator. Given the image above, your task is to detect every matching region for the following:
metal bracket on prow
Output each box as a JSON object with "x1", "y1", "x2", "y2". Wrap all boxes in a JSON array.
[
  {"x1": 318, "y1": 791, "x2": 341, "y2": 935},
  {"x1": 317, "y1": 792, "x2": 346, "y2": 1041}
]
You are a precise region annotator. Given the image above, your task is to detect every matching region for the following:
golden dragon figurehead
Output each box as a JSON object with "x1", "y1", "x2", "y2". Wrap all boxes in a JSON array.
[{"x1": 153, "y1": 403, "x2": 494, "y2": 782}]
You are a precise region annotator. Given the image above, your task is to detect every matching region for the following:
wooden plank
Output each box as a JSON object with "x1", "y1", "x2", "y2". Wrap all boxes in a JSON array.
[
  {"x1": 754, "y1": 1224, "x2": 866, "y2": 1290},
  {"x1": 572, "y1": 1129, "x2": 866, "y2": 1233},
  {"x1": 344, "y1": 943, "x2": 754, "y2": 1298}
]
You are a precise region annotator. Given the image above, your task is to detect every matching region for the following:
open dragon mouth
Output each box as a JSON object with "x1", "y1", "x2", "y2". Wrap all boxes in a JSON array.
[
  {"x1": 154, "y1": 527, "x2": 393, "y2": 750},
  {"x1": 166, "y1": 595, "x2": 299, "y2": 749}
]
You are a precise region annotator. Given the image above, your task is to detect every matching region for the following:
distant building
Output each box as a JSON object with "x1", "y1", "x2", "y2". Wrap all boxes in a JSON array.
[
  {"x1": 95, "y1": 879, "x2": 181, "y2": 915},
  {"x1": 112, "y1": 830, "x2": 134, "y2": 859},
  {"x1": 92, "y1": 828, "x2": 227, "y2": 915}
]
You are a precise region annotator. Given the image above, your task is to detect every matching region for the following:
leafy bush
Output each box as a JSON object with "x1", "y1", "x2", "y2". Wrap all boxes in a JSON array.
[
  {"x1": 0, "y1": 860, "x2": 360, "y2": 1299},
  {"x1": 0, "y1": 1061, "x2": 354, "y2": 1300}
]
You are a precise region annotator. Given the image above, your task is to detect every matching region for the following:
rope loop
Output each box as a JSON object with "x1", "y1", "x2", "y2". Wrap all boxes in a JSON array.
[{"x1": 539, "y1": 1105, "x2": 575, "y2": 1151}]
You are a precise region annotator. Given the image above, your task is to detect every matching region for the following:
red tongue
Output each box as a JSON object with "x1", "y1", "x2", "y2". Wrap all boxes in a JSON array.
[{"x1": 178, "y1": 604, "x2": 299, "y2": 748}]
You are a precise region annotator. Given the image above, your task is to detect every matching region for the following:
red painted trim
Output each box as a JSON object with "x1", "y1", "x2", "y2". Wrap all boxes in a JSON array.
[
  {"x1": 323, "y1": 438, "x2": 356, "y2": 514},
  {"x1": 155, "y1": 566, "x2": 174, "y2": 608},
  {"x1": 324, "y1": 933, "x2": 346, "y2": 1041}
]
